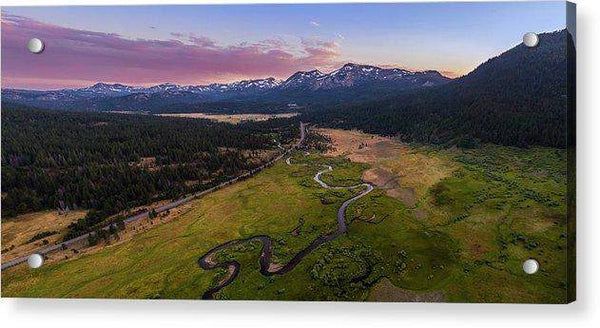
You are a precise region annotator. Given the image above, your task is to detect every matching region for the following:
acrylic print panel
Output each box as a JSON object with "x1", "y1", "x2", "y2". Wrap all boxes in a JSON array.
[{"x1": 0, "y1": 1, "x2": 575, "y2": 303}]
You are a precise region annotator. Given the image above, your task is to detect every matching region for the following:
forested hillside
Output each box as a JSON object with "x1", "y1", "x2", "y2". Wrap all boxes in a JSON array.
[
  {"x1": 0, "y1": 29, "x2": 572, "y2": 238},
  {"x1": 1, "y1": 107, "x2": 299, "y2": 237},
  {"x1": 306, "y1": 30, "x2": 572, "y2": 148}
]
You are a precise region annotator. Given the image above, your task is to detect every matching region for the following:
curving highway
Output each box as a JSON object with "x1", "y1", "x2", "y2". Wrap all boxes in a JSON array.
[{"x1": 198, "y1": 155, "x2": 373, "y2": 299}]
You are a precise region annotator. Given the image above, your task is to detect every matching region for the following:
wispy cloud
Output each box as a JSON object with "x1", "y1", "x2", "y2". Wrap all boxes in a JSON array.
[
  {"x1": 1, "y1": 14, "x2": 341, "y2": 89},
  {"x1": 301, "y1": 39, "x2": 340, "y2": 61},
  {"x1": 309, "y1": 20, "x2": 320, "y2": 27}
]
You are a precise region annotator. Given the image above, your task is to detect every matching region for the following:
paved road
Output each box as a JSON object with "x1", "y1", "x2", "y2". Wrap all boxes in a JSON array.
[
  {"x1": 1, "y1": 122, "x2": 306, "y2": 271},
  {"x1": 198, "y1": 152, "x2": 374, "y2": 299}
]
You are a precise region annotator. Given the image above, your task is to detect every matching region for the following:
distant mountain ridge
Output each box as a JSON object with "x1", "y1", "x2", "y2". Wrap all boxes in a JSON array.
[
  {"x1": 281, "y1": 63, "x2": 447, "y2": 90},
  {"x1": 2, "y1": 29, "x2": 573, "y2": 149},
  {"x1": 1, "y1": 63, "x2": 451, "y2": 112},
  {"x1": 307, "y1": 29, "x2": 573, "y2": 148}
]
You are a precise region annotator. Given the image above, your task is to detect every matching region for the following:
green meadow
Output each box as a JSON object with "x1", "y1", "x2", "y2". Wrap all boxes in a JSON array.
[{"x1": 2, "y1": 142, "x2": 568, "y2": 303}]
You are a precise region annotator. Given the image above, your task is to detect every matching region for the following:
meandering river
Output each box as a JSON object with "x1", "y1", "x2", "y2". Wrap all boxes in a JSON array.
[{"x1": 197, "y1": 156, "x2": 374, "y2": 299}]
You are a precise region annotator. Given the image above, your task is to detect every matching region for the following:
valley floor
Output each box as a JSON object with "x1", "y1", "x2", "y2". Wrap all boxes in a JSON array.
[
  {"x1": 155, "y1": 112, "x2": 298, "y2": 124},
  {"x1": 1, "y1": 128, "x2": 568, "y2": 303}
]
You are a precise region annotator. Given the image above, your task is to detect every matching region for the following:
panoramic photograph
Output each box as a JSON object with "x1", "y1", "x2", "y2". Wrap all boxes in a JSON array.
[{"x1": 1, "y1": 2, "x2": 575, "y2": 303}]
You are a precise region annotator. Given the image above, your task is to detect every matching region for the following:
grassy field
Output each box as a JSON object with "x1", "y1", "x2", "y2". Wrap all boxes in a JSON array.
[
  {"x1": 420, "y1": 145, "x2": 569, "y2": 302},
  {"x1": 156, "y1": 112, "x2": 298, "y2": 124},
  {"x1": 1, "y1": 210, "x2": 88, "y2": 262},
  {"x1": 1, "y1": 129, "x2": 569, "y2": 303}
]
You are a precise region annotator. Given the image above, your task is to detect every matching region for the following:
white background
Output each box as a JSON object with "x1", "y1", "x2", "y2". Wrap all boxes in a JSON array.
[{"x1": 1, "y1": 0, "x2": 599, "y2": 327}]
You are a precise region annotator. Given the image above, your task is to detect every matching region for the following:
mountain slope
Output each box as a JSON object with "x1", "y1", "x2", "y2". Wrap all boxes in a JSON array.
[
  {"x1": 307, "y1": 29, "x2": 571, "y2": 148},
  {"x1": 1, "y1": 65, "x2": 449, "y2": 112},
  {"x1": 280, "y1": 64, "x2": 448, "y2": 91}
]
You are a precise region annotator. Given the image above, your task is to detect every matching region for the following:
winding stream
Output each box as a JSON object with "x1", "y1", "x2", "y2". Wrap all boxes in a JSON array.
[
  {"x1": 2, "y1": 124, "x2": 307, "y2": 271},
  {"x1": 198, "y1": 156, "x2": 374, "y2": 299}
]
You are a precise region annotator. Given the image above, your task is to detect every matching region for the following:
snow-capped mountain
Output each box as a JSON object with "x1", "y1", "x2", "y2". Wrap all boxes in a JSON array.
[
  {"x1": 145, "y1": 83, "x2": 183, "y2": 94},
  {"x1": 281, "y1": 64, "x2": 447, "y2": 90},
  {"x1": 2, "y1": 63, "x2": 451, "y2": 112},
  {"x1": 319, "y1": 63, "x2": 413, "y2": 88},
  {"x1": 209, "y1": 77, "x2": 283, "y2": 92},
  {"x1": 77, "y1": 82, "x2": 146, "y2": 95},
  {"x1": 281, "y1": 70, "x2": 324, "y2": 89}
]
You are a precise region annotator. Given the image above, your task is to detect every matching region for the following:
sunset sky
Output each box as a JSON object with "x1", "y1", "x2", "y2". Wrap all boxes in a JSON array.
[{"x1": 2, "y1": 2, "x2": 566, "y2": 90}]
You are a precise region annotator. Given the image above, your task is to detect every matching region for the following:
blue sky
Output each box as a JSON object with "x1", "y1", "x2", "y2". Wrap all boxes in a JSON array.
[{"x1": 2, "y1": 2, "x2": 566, "y2": 89}]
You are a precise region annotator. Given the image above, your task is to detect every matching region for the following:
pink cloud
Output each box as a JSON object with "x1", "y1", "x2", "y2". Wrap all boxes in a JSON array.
[
  {"x1": 1, "y1": 14, "x2": 341, "y2": 89},
  {"x1": 300, "y1": 39, "x2": 340, "y2": 67}
]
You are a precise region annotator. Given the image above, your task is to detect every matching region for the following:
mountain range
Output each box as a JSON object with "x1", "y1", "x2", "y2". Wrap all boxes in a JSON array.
[
  {"x1": 1, "y1": 29, "x2": 573, "y2": 148},
  {"x1": 307, "y1": 29, "x2": 574, "y2": 148},
  {"x1": 1, "y1": 63, "x2": 450, "y2": 112}
]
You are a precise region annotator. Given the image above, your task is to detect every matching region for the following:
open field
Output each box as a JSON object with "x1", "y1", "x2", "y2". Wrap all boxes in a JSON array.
[
  {"x1": 1, "y1": 210, "x2": 87, "y2": 262},
  {"x1": 2, "y1": 202, "x2": 198, "y2": 268},
  {"x1": 156, "y1": 112, "x2": 299, "y2": 124},
  {"x1": 318, "y1": 128, "x2": 457, "y2": 207},
  {"x1": 322, "y1": 129, "x2": 568, "y2": 302},
  {"x1": 2, "y1": 129, "x2": 568, "y2": 302},
  {"x1": 2, "y1": 152, "x2": 364, "y2": 299}
]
